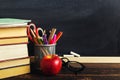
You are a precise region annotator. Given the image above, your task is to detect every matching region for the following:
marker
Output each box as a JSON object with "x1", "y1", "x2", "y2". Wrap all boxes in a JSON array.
[{"x1": 53, "y1": 34, "x2": 57, "y2": 43}]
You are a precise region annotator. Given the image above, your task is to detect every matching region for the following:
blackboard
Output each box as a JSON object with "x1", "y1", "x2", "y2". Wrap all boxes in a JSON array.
[{"x1": 1, "y1": 0, "x2": 120, "y2": 56}]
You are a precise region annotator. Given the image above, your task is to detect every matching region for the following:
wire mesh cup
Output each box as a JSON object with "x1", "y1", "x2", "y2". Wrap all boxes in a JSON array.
[{"x1": 34, "y1": 44, "x2": 56, "y2": 70}]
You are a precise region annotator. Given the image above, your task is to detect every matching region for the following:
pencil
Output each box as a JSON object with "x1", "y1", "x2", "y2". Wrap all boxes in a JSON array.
[{"x1": 55, "y1": 32, "x2": 63, "y2": 43}]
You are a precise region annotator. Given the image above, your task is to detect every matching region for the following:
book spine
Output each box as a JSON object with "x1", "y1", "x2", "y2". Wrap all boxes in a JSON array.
[
  {"x1": 0, "y1": 36, "x2": 27, "y2": 39},
  {"x1": 0, "y1": 42, "x2": 28, "y2": 46}
]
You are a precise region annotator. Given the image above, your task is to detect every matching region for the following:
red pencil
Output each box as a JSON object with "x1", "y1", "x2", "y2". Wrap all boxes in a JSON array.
[{"x1": 55, "y1": 32, "x2": 63, "y2": 43}]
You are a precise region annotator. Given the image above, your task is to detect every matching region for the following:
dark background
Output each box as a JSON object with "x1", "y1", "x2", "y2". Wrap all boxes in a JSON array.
[{"x1": 1, "y1": 0, "x2": 120, "y2": 56}]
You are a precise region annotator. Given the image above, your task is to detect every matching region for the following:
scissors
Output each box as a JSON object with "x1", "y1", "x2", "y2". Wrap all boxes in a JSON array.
[{"x1": 27, "y1": 23, "x2": 45, "y2": 44}]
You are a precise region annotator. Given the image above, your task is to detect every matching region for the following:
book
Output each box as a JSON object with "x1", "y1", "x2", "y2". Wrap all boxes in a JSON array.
[
  {"x1": 0, "y1": 36, "x2": 28, "y2": 45},
  {"x1": 0, "y1": 18, "x2": 31, "y2": 25},
  {"x1": 0, "y1": 27, "x2": 28, "y2": 38},
  {"x1": 0, "y1": 23, "x2": 28, "y2": 27},
  {"x1": 0, "y1": 44, "x2": 28, "y2": 61},
  {"x1": 0, "y1": 18, "x2": 30, "y2": 79},
  {"x1": 0, "y1": 57, "x2": 30, "y2": 69},
  {"x1": 0, "y1": 64, "x2": 30, "y2": 79}
]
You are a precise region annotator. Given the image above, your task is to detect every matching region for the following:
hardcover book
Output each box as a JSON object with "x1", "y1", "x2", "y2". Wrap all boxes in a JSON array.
[
  {"x1": 0, "y1": 18, "x2": 31, "y2": 25},
  {"x1": 0, "y1": 27, "x2": 28, "y2": 38},
  {"x1": 0, "y1": 64, "x2": 30, "y2": 79},
  {"x1": 0, "y1": 44, "x2": 28, "y2": 61},
  {"x1": 0, "y1": 36, "x2": 28, "y2": 45},
  {"x1": 0, "y1": 57, "x2": 30, "y2": 69}
]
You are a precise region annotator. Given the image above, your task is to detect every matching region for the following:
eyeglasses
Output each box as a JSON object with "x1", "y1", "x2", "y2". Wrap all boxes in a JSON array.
[{"x1": 61, "y1": 57, "x2": 85, "y2": 75}]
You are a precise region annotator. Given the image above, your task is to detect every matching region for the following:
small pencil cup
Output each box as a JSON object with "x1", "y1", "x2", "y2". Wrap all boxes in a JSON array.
[{"x1": 34, "y1": 44, "x2": 56, "y2": 70}]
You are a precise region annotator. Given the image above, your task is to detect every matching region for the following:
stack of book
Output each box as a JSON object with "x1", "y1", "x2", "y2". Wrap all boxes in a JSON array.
[{"x1": 0, "y1": 18, "x2": 31, "y2": 79}]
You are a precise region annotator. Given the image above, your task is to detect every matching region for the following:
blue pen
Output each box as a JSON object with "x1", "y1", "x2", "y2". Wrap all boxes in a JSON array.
[{"x1": 43, "y1": 34, "x2": 48, "y2": 44}]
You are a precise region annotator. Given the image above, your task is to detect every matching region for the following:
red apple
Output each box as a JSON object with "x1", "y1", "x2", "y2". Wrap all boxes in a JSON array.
[{"x1": 40, "y1": 54, "x2": 62, "y2": 75}]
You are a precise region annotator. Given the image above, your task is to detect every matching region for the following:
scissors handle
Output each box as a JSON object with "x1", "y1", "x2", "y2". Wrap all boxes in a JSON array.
[
  {"x1": 27, "y1": 23, "x2": 37, "y2": 42},
  {"x1": 27, "y1": 23, "x2": 45, "y2": 44},
  {"x1": 27, "y1": 26, "x2": 33, "y2": 42},
  {"x1": 29, "y1": 23, "x2": 37, "y2": 32},
  {"x1": 36, "y1": 28, "x2": 44, "y2": 38}
]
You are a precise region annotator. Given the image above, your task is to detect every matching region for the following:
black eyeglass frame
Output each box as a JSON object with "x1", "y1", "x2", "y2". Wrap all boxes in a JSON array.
[{"x1": 61, "y1": 57, "x2": 85, "y2": 74}]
